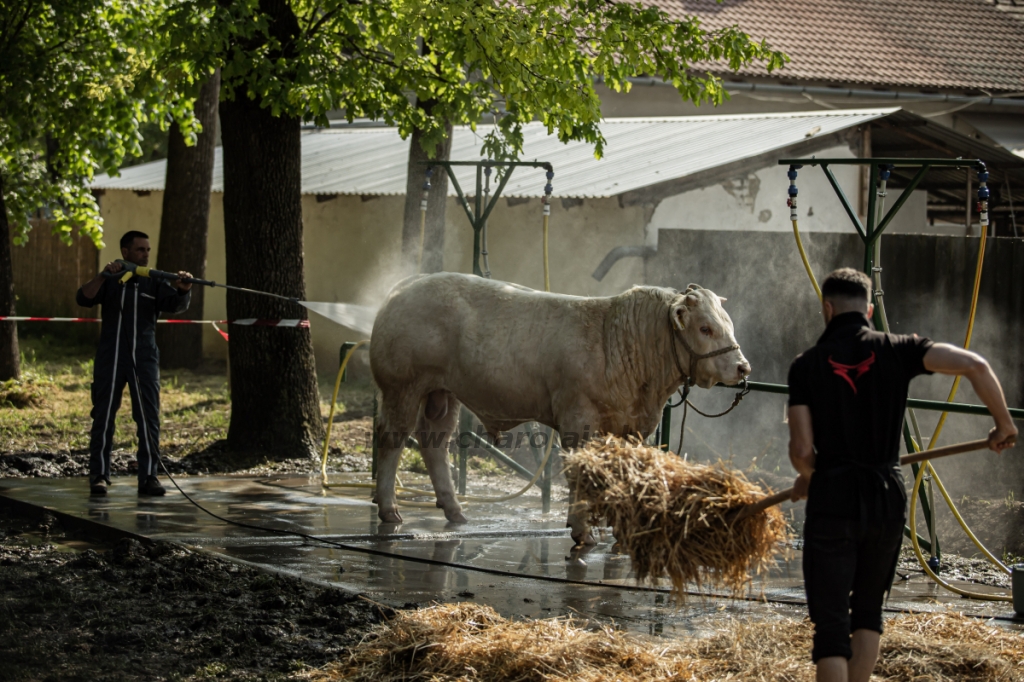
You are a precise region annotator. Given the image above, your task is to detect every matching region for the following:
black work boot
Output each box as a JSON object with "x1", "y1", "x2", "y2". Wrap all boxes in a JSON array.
[
  {"x1": 90, "y1": 476, "x2": 108, "y2": 496},
  {"x1": 138, "y1": 475, "x2": 166, "y2": 496}
]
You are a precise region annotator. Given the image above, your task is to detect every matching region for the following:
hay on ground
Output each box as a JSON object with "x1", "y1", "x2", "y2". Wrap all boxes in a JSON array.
[
  {"x1": 308, "y1": 603, "x2": 1024, "y2": 682},
  {"x1": 565, "y1": 436, "x2": 790, "y2": 596}
]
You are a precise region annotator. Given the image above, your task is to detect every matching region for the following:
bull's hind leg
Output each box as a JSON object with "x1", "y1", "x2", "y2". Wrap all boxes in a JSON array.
[
  {"x1": 375, "y1": 390, "x2": 420, "y2": 524},
  {"x1": 417, "y1": 390, "x2": 466, "y2": 523},
  {"x1": 558, "y1": 405, "x2": 602, "y2": 546}
]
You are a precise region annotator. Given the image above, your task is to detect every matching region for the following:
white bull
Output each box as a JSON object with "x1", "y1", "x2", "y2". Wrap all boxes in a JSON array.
[{"x1": 369, "y1": 273, "x2": 751, "y2": 544}]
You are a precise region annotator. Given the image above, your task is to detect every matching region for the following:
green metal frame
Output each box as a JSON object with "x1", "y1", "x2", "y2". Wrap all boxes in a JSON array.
[
  {"x1": 712, "y1": 380, "x2": 1024, "y2": 420},
  {"x1": 659, "y1": 157, "x2": 998, "y2": 554},
  {"x1": 780, "y1": 157, "x2": 988, "y2": 554},
  {"x1": 425, "y1": 160, "x2": 553, "y2": 277}
]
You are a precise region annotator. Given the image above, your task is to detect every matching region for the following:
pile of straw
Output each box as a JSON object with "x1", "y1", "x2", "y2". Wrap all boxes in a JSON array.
[
  {"x1": 565, "y1": 436, "x2": 789, "y2": 596},
  {"x1": 309, "y1": 604, "x2": 1024, "y2": 681}
]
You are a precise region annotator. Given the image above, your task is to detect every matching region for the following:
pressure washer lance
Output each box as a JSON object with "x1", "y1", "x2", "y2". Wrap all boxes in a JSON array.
[
  {"x1": 103, "y1": 260, "x2": 300, "y2": 303},
  {"x1": 731, "y1": 436, "x2": 1016, "y2": 521}
]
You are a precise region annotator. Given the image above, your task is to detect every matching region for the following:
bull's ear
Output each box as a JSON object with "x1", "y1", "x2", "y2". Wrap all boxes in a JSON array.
[
  {"x1": 672, "y1": 305, "x2": 686, "y2": 329},
  {"x1": 719, "y1": 296, "x2": 728, "y2": 303}
]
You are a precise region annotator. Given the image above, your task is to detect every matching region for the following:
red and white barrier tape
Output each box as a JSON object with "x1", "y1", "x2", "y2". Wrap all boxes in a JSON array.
[{"x1": 0, "y1": 316, "x2": 309, "y2": 327}]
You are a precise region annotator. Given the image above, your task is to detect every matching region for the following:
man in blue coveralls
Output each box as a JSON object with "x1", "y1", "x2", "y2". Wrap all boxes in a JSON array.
[{"x1": 77, "y1": 231, "x2": 193, "y2": 497}]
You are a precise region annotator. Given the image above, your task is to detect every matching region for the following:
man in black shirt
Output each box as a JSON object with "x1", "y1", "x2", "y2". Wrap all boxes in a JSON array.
[
  {"x1": 787, "y1": 268, "x2": 1016, "y2": 682},
  {"x1": 77, "y1": 231, "x2": 193, "y2": 497}
]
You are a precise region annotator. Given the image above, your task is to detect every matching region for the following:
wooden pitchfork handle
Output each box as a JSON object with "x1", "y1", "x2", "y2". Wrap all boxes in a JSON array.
[{"x1": 732, "y1": 437, "x2": 1007, "y2": 522}]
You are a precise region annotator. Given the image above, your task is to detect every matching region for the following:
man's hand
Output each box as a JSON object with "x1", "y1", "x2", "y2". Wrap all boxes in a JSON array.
[
  {"x1": 174, "y1": 271, "x2": 193, "y2": 292},
  {"x1": 988, "y1": 423, "x2": 1018, "y2": 454},
  {"x1": 102, "y1": 261, "x2": 124, "y2": 275},
  {"x1": 791, "y1": 473, "x2": 810, "y2": 502}
]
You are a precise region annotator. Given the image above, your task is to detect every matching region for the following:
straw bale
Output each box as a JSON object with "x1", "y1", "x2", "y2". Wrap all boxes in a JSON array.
[
  {"x1": 308, "y1": 604, "x2": 1024, "y2": 682},
  {"x1": 564, "y1": 436, "x2": 790, "y2": 596},
  {"x1": 318, "y1": 602, "x2": 700, "y2": 682}
]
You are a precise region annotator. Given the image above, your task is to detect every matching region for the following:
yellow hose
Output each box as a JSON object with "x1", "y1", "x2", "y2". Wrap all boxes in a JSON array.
[
  {"x1": 792, "y1": 219, "x2": 822, "y2": 301},
  {"x1": 905, "y1": 226, "x2": 1009, "y2": 593},
  {"x1": 320, "y1": 340, "x2": 370, "y2": 483},
  {"x1": 927, "y1": 228, "x2": 988, "y2": 449},
  {"x1": 909, "y1": 460, "x2": 1011, "y2": 601}
]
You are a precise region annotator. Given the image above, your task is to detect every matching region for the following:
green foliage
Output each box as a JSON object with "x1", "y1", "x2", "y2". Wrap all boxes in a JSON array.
[
  {"x1": 162, "y1": 0, "x2": 786, "y2": 162},
  {"x1": 1, "y1": 0, "x2": 786, "y2": 247},
  {"x1": 0, "y1": 0, "x2": 204, "y2": 247},
  {"x1": 401, "y1": 447, "x2": 429, "y2": 474}
]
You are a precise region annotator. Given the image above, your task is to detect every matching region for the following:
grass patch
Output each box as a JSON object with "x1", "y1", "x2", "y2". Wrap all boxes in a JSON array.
[
  {"x1": 468, "y1": 455, "x2": 502, "y2": 476},
  {"x1": 3, "y1": 334, "x2": 375, "y2": 461},
  {"x1": 400, "y1": 448, "x2": 428, "y2": 474}
]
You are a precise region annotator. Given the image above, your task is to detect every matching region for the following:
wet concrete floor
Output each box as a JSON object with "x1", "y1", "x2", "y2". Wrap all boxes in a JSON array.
[{"x1": 1, "y1": 473, "x2": 1018, "y2": 638}]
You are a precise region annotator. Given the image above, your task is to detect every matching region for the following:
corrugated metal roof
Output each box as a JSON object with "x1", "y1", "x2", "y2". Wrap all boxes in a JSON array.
[{"x1": 92, "y1": 109, "x2": 896, "y2": 198}]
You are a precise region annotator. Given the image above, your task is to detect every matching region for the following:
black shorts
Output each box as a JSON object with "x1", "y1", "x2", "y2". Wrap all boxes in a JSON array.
[{"x1": 802, "y1": 514, "x2": 904, "y2": 662}]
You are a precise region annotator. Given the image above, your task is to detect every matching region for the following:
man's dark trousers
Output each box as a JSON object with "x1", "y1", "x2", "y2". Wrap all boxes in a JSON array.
[{"x1": 89, "y1": 358, "x2": 161, "y2": 485}]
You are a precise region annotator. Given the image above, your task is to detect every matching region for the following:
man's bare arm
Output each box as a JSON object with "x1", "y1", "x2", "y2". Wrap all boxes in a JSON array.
[
  {"x1": 788, "y1": 405, "x2": 815, "y2": 500},
  {"x1": 923, "y1": 343, "x2": 1017, "y2": 452}
]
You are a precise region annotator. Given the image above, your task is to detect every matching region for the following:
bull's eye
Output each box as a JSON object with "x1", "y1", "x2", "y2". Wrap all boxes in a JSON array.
[{"x1": 700, "y1": 326, "x2": 712, "y2": 336}]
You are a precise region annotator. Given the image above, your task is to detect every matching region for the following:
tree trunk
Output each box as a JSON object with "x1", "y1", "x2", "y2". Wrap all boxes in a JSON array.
[
  {"x1": 156, "y1": 69, "x2": 220, "y2": 369},
  {"x1": 401, "y1": 104, "x2": 452, "y2": 275},
  {"x1": 219, "y1": 76, "x2": 323, "y2": 460},
  {"x1": 0, "y1": 172, "x2": 20, "y2": 380}
]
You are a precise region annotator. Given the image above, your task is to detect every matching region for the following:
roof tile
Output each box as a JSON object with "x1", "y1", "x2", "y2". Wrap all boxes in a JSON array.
[{"x1": 649, "y1": 0, "x2": 1024, "y2": 92}]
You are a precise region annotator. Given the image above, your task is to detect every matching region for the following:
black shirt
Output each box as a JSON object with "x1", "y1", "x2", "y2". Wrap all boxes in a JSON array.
[
  {"x1": 788, "y1": 312, "x2": 933, "y2": 520},
  {"x1": 77, "y1": 276, "x2": 190, "y2": 366}
]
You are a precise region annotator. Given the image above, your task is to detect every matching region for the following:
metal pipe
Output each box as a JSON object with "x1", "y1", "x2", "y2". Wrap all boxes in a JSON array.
[
  {"x1": 713, "y1": 381, "x2": 1024, "y2": 419},
  {"x1": 464, "y1": 430, "x2": 542, "y2": 484}
]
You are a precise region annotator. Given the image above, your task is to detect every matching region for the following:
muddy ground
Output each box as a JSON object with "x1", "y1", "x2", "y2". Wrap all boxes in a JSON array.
[{"x1": 0, "y1": 505, "x2": 391, "y2": 682}]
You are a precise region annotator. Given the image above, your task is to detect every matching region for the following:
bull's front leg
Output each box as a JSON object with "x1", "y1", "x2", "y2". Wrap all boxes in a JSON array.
[
  {"x1": 374, "y1": 435, "x2": 404, "y2": 524},
  {"x1": 558, "y1": 404, "x2": 603, "y2": 547}
]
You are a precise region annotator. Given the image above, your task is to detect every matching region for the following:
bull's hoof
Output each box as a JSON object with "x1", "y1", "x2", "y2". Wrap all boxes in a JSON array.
[
  {"x1": 444, "y1": 509, "x2": 469, "y2": 524},
  {"x1": 378, "y1": 508, "x2": 403, "y2": 524}
]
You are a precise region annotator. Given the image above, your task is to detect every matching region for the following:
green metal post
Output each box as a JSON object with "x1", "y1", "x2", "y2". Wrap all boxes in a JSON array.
[
  {"x1": 458, "y1": 408, "x2": 470, "y2": 495},
  {"x1": 339, "y1": 341, "x2": 356, "y2": 383},
  {"x1": 660, "y1": 403, "x2": 672, "y2": 450},
  {"x1": 903, "y1": 423, "x2": 940, "y2": 557},
  {"x1": 472, "y1": 166, "x2": 483, "y2": 277},
  {"x1": 542, "y1": 427, "x2": 553, "y2": 514},
  {"x1": 371, "y1": 395, "x2": 379, "y2": 481},
  {"x1": 864, "y1": 163, "x2": 879, "y2": 276}
]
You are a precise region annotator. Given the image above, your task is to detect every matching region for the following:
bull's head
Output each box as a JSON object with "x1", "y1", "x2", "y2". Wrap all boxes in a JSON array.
[{"x1": 670, "y1": 284, "x2": 751, "y2": 388}]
